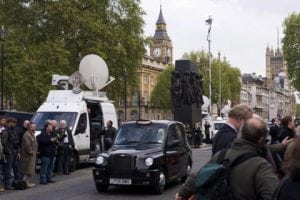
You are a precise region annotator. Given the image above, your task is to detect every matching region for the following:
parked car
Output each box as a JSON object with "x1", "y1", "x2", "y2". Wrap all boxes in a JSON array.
[
  {"x1": 212, "y1": 117, "x2": 226, "y2": 138},
  {"x1": 0, "y1": 110, "x2": 33, "y2": 129},
  {"x1": 92, "y1": 120, "x2": 193, "y2": 194}
]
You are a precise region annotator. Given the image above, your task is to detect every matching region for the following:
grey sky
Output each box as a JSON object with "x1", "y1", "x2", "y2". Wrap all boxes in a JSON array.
[{"x1": 140, "y1": 0, "x2": 299, "y2": 76}]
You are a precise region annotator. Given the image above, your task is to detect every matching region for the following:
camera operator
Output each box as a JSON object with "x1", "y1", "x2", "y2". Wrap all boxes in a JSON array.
[{"x1": 57, "y1": 120, "x2": 74, "y2": 175}]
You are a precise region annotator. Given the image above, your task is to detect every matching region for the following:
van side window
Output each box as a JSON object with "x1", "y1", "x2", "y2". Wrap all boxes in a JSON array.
[{"x1": 77, "y1": 113, "x2": 87, "y2": 132}]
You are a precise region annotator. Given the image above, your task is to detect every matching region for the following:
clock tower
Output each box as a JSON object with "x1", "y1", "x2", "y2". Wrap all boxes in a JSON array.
[{"x1": 150, "y1": 6, "x2": 173, "y2": 64}]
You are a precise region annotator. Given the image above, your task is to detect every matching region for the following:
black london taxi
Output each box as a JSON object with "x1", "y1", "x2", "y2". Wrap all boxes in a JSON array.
[{"x1": 92, "y1": 120, "x2": 192, "y2": 194}]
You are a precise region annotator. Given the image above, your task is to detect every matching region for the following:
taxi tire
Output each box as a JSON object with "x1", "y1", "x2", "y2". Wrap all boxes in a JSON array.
[
  {"x1": 153, "y1": 170, "x2": 166, "y2": 194},
  {"x1": 95, "y1": 183, "x2": 109, "y2": 192},
  {"x1": 181, "y1": 162, "x2": 192, "y2": 183}
]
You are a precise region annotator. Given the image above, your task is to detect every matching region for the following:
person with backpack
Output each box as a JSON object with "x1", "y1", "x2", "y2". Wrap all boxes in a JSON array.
[
  {"x1": 176, "y1": 117, "x2": 279, "y2": 200},
  {"x1": 272, "y1": 136, "x2": 300, "y2": 199}
]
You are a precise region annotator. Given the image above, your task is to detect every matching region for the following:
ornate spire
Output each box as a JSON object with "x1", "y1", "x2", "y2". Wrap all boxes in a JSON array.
[
  {"x1": 153, "y1": 5, "x2": 169, "y2": 40},
  {"x1": 156, "y1": 5, "x2": 166, "y2": 25}
]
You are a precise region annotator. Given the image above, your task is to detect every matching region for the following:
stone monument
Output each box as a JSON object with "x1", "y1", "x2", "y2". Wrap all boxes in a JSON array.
[{"x1": 171, "y1": 60, "x2": 203, "y2": 127}]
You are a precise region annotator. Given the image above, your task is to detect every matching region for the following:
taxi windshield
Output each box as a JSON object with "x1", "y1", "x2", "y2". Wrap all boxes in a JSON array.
[{"x1": 114, "y1": 123, "x2": 167, "y2": 146}]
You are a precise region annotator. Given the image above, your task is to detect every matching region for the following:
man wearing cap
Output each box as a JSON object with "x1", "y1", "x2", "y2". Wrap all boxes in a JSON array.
[{"x1": 1, "y1": 117, "x2": 22, "y2": 190}]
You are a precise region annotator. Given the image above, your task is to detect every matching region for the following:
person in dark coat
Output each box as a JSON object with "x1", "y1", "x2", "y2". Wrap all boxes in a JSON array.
[
  {"x1": 57, "y1": 120, "x2": 74, "y2": 175},
  {"x1": 1, "y1": 117, "x2": 22, "y2": 190},
  {"x1": 37, "y1": 120, "x2": 58, "y2": 184},
  {"x1": 269, "y1": 118, "x2": 280, "y2": 144},
  {"x1": 17, "y1": 120, "x2": 30, "y2": 146},
  {"x1": 204, "y1": 120, "x2": 211, "y2": 143},
  {"x1": 193, "y1": 122, "x2": 202, "y2": 148},
  {"x1": 212, "y1": 104, "x2": 254, "y2": 155},
  {"x1": 276, "y1": 137, "x2": 300, "y2": 200},
  {"x1": 104, "y1": 120, "x2": 117, "y2": 150},
  {"x1": 278, "y1": 116, "x2": 295, "y2": 142}
]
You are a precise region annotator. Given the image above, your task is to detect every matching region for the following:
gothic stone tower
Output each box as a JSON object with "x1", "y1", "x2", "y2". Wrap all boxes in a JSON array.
[{"x1": 150, "y1": 6, "x2": 173, "y2": 64}]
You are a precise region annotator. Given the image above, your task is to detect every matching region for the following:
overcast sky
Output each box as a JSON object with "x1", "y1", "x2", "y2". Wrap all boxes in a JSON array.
[{"x1": 140, "y1": 0, "x2": 298, "y2": 76}]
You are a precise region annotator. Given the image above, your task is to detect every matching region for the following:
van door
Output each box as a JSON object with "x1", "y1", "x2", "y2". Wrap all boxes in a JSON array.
[
  {"x1": 101, "y1": 102, "x2": 118, "y2": 129},
  {"x1": 74, "y1": 112, "x2": 90, "y2": 159}
]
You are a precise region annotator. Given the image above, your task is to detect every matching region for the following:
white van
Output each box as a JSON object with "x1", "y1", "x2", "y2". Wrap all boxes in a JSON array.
[
  {"x1": 32, "y1": 90, "x2": 118, "y2": 169},
  {"x1": 32, "y1": 54, "x2": 118, "y2": 170}
]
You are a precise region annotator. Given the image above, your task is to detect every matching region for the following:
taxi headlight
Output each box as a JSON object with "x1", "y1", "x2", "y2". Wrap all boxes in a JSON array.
[
  {"x1": 145, "y1": 157, "x2": 154, "y2": 167},
  {"x1": 96, "y1": 156, "x2": 104, "y2": 165}
]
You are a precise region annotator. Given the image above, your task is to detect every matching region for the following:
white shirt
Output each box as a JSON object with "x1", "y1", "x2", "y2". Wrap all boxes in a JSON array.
[{"x1": 63, "y1": 129, "x2": 69, "y2": 144}]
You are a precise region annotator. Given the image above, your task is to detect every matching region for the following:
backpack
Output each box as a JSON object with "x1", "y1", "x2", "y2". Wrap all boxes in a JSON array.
[
  {"x1": 194, "y1": 149, "x2": 257, "y2": 200},
  {"x1": 12, "y1": 180, "x2": 27, "y2": 190}
]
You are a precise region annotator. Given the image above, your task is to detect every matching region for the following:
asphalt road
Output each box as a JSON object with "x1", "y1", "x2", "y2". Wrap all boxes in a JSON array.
[{"x1": 1, "y1": 148, "x2": 211, "y2": 200}]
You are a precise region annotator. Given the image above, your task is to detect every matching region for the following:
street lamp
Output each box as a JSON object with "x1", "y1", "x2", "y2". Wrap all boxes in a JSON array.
[
  {"x1": 205, "y1": 16, "x2": 213, "y2": 115},
  {"x1": 124, "y1": 68, "x2": 128, "y2": 121},
  {"x1": 0, "y1": 25, "x2": 6, "y2": 111}
]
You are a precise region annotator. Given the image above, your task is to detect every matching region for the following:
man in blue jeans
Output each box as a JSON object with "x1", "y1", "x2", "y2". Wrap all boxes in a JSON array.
[
  {"x1": 37, "y1": 120, "x2": 58, "y2": 184},
  {"x1": 1, "y1": 117, "x2": 22, "y2": 190}
]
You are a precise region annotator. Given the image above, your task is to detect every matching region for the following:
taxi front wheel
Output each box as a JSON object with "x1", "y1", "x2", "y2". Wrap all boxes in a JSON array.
[
  {"x1": 95, "y1": 183, "x2": 109, "y2": 192},
  {"x1": 153, "y1": 171, "x2": 166, "y2": 194}
]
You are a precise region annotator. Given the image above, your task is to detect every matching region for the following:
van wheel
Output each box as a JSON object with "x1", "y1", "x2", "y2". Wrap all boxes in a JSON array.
[
  {"x1": 153, "y1": 171, "x2": 166, "y2": 194},
  {"x1": 95, "y1": 183, "x2": 109, "y2": 192},
  {"x1": 181, "y1": 161, "x2": 192, "y2": 183},
  {"x1": 69, "y1": 151, "x2": 79, "y2": 172}
]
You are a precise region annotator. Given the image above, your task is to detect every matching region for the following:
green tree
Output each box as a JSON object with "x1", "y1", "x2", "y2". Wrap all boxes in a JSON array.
[
  {"x1": 183, "y1": 50, "x2": 241, "y2": 105},
  {"x1": 150, "y1": 65, "x2": 173, "y2": 110},
  {"x1": 282, "y1": 12, "x2": 300, "y2": 90},
  {"x1": 0, "y1": 0, "x2": 146, "y2": 111}
]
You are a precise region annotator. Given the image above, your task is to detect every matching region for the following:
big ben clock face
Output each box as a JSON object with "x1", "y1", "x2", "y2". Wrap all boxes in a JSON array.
[{"x1": 153, "y1": 48, "x2": 162, "y2": 57}]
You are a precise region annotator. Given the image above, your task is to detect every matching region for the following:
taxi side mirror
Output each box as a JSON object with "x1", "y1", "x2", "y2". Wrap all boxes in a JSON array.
[{"x1": 167, "y1": 140, "x2": 180, "y2": 148}]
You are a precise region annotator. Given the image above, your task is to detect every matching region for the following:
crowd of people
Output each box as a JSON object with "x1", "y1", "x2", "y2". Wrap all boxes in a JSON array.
[
  {"x1": 176, "y1": 103, "x2": 299, "y2": 200},
  {"x1": 185, "y1": 120, "x2": 211, "y2": 149},
  {"x1": 0, "y1": 117, "x2": 75, "y2": 192}
]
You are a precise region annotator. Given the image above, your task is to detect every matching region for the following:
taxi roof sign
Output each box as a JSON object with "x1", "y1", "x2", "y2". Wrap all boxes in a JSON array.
[{"x1": 136, "y1": 120, "x2": 152, "y2": 125}]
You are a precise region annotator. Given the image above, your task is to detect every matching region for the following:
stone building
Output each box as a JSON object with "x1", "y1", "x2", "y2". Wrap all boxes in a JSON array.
[
  {"x1": 116, "y1": 6, "x2": 173, "y2": 122},
  {"x1": 240, "y1": 45, "x2": 296, "y2": 121}
]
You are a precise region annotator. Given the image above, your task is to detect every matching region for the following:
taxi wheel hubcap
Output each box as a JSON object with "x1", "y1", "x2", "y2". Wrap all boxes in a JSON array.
[{"x1": 159, "y1": 172, "x2": 166, "y2": 188}]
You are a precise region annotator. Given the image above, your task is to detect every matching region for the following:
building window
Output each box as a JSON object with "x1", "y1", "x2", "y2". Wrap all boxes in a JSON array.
[
  {"x1": 118, "y1": 111, "x2": 124, "y2": 122},
  {"x1": 143, "y1": 75, "x2": 149, "y2": 85},
  {"x1": 119, "y1": 98, "x2": 125, "y2": 106},
  {"x1": 132, "y1": 92, "x2": 139, "y2": 106},
  {"x1": 130, "y1": 110, "x2": 138, "y2": 121},
  {"x1": 150, "y1": 76, "x2": 154, "y2": 85},
  {"x1": 144, "y1": 91, "x2": 148, "y2": 105}
]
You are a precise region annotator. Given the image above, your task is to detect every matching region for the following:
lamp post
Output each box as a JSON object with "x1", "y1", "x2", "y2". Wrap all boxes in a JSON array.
[
  {"x1": 205, "y1": 16, "x2": 213, "y2": 115},
  {"x1": 124, "y1": 68, "x2": 128, "y2": 121},
  {"x1": 0, "y1": 25, "x2": 5, "y2": 111}
]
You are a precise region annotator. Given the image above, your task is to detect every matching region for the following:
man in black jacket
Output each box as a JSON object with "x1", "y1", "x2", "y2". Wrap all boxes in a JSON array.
[
  {"x1": 37, "y1": 120, "x2": 58, "y2": 184},
  {"x1": 212, "y1": 104, "x2": 253, "y2": 155},
  {"x1": 1, "y1": 117, "x2": 22, "y2": 190},
  {"x1": 104, "y1": 120, "x2": 116, "y2": 150}
]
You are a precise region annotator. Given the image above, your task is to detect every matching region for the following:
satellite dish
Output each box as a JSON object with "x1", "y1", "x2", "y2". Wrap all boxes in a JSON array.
[{"x1": 79, "y1": 54, "x2": 109, "y2": 90}]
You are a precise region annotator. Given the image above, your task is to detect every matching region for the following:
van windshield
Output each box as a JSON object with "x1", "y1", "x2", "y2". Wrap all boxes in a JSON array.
[{"x1": 32, "y1": 112, "x2": 77, "y2": 131}]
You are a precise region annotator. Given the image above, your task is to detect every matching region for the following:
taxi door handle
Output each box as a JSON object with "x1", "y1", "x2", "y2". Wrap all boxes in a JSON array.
[{"x1": 86, "y1": 135, "x2": 89, "y2": 137}]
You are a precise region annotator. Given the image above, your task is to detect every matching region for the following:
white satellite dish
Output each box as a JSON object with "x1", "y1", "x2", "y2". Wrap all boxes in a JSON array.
[{"x1": 79, "y1": 54, "x2": 109, "y2": 90}]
